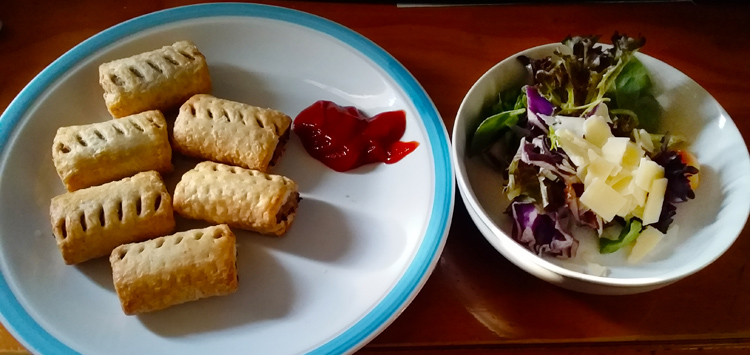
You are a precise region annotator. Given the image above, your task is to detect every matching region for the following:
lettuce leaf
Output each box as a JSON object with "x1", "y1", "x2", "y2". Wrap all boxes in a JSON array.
[
  {"x1": 608, "y1": 57, "x2": 662, "y2": 134},
  {"x1": 650, "y1": 149, "x2": 699, "y2": 233},
  {"x1": 519, "y1": 32, "x2": 646, "y2": 117},
  {"x1": 470, "y1": 108, "x2": 525, "y2": 155},
  {"x1": 600, "y1": 218, "x2": 643, "y2": 254},
  {"x1": 508, "y1": 200, "x2": 578, "y2": 258},
  {"x1": 469, "y1": 88, "x2": 526, "y2": 155}
]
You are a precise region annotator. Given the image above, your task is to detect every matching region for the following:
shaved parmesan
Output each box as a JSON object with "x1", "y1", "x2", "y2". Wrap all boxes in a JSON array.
[
  {"x1": 628, "y1": 226, "x2": 664, "y2": 263},
  {"x1": 606, "y1": 170, "x2": 632, "y2": 187},
  {"x1": 633, "y1": 129, "x2": 655, "y2": 153},
  {"x1": 552, "y1": 115, "x2": 586, "y2": 138},
  {"x1": 631, "y1": 183, "x2": 648, "y2": 206},
  {"x1": 616, "y1": 196, "x2": 637, "y2": 217},
  {"x1": 634, "y1": 157, "x2": 665, "y2": 191},
  {"x1": 583, "y1": 115, "x2": 613, "y2": 147},
  {"x1": 631, "y1": 205, "x2": 645, "y2": 219},
  {"x1": 579, "y1": 178, "x2": 628, "y2": 222},
  {"x1": 586, "y1": 150, "x2": 617, "y2": 181},
  {"x1": 552, "y1": 107, "x2": 685, "y2": 227},
  {"x1": 622, "y1": 141, "x2": 645, "y2": 168},
  {"x1": 601, "y1": 137, "x2": 630, "y2": 165},
  {"x1": 556, "y1": 129, "x2": 589, "y2": 167},
  {"x1": 610, "y1": 173, "x2": 634, "y2": 195},
  {"x1": 642, "y1": 178, "x2": 668, "y2": 225}
]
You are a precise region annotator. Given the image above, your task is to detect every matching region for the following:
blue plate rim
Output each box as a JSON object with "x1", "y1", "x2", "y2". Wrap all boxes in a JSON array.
[{"x1": 0, "y1": 3, "x2": 455, "y2": 354}]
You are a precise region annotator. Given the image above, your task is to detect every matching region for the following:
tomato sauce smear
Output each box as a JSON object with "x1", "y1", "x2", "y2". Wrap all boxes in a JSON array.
[{"x1": 293, "y1": 100, "x2": 419, "y2": 172}]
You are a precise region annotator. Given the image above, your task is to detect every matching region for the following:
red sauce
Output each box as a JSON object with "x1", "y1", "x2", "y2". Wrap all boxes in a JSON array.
[{"x1": 293, "y1": 100, "x2": 419, "y2": 172}]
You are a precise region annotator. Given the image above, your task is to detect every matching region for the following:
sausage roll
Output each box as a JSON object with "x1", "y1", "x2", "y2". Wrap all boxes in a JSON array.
[
  {"x1": 172, "y1": 94, "x2": 292, "y2": 171},
  {"x1": 173, "y1": 161, "x2": 300, "y2": 236},
  {"x1": 49, "y1": 171, "x2": 175, "y2": 265},
  {"x1": 98, "y1": 40, "x2": 211, "y2": 118},
  {"x1": 52, "y1": 110, "x2": 172, "y2": 191},
  {"x1": 110, "y1": 224, "x2": 238, "y2": 315}
]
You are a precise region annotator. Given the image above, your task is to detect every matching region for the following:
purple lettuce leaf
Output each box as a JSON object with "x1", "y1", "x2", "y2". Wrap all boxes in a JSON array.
[
  {"x1": 526, "y1": 86, "x2": 555, "y2": 116},
  {"x1": 524, "y1": 86, "x2": 555, "y2": 133},
  {"x1": 648, "y1": 148, "x2": 698, "y2": 233},
  {"x1": 509, "y1": 200, "x2": 578, "y2": 258},
  {"x1": 651, "y1": 202, "x2": 677, "y2": 234},
  {"x1": 518, "y1": 136, "x2": 577, "y2": 179},
  {"x1": 651, "y1": 149, "x2": 698, "y2": 203}
]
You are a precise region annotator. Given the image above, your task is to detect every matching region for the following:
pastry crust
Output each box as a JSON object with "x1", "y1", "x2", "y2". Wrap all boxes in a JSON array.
[
  {"x1": 172, "y1": 94, "x2": 292, "y2": 171},
  {"x1": 49, "y1": 171, "x2": 175, "y2": 265},
  {"x1": 173, "y1": 161, "x2": 300, "y2": 236},
  {"x1": 52, "y1": 110, "x2": 172, "y2": 192},
  {"x1": 98, "y1": 40, "x2": 211, "y2": 118},
  {"x1": 110, "y1": 224, "x2": 238, "y2": 315}
]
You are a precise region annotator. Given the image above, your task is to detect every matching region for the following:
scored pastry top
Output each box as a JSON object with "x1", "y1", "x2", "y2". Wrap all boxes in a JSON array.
[
  {"x1": 181, "y1": 160, "x2": 297, "y2": 203},
  {"x1": 99, "y1": 40, "x2": 206, "y2": 95},
  {"x1": 52, "y1": 110, "x2": 168, "y2": 161},
  {"x1": 98, "y1": 40, "x2": 211, "y2": 117},
  {"x1": 50, "y1": 170, "x2": 172, "y2": 246},
  {"x1": 173, "y1": 161, "x2": 299, "y2": 235},
  {"x1": 109, "y1": 224, "x2": 238, "y2": 315},
  {"x1": 110, "y1": 224, "x2": 236, "y2": 276},
  {"x1": 173, "y1": 94, "x2": 292, "y2": 171},
  {"x1": 51, "y1": 110, "x2": 172, "y2": 191},
  {"x1": 179, "y1": 94, "x2": 292, "y2": 137}
]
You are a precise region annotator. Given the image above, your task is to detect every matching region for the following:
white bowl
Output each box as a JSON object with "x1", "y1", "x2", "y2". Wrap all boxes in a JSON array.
[{"x1": 451, "y1": 43, "x2": 750, "y2": 295}]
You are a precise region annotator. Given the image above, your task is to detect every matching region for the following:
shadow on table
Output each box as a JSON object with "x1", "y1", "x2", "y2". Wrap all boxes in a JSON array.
[{"x1": 434, "y1": 182, "x2": 745, "y2": 342}]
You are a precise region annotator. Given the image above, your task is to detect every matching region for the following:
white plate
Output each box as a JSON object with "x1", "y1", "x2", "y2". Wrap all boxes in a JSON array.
[
  {"x1": 0, "y1": 4, "x2": 454, "y2": 354},
  {"x1": 452, "y1": 43, "x2": 750, "y2": 294}
]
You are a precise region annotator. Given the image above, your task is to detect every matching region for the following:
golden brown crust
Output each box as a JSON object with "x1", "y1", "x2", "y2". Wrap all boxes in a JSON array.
[
  {"x1": 52, "y1": 110, "x2": 172, "y2": 192},
  {"x1": 109, "y1": 224, "x2": 238, "y2": 315},
  {"x1": 49, "y1": 171, "x2": 175, "y2": 265},
  {"x1": 98, "y1": 41, "x2": 211, "y2": 118},
  {"x1": 173, "y1": 161, "x2": 299, "y2": 236},
  {"x1": 172, "y1": 94, "x2": 292, "y2": 172}
]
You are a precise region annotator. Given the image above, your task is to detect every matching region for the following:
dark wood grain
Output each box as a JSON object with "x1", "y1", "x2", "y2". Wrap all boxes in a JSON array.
[{"x1": 1, "y1": 1, "x2": 749, "y2": 354}]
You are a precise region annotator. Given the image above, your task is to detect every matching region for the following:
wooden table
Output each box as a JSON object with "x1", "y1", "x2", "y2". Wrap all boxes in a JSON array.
[{"x1": 1, "y1": 1, "x2": 749, "y2": 354}]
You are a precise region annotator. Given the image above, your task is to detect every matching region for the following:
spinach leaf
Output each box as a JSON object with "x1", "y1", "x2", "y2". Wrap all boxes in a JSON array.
[
  {"x1": 632, "y1": 94, "x2": 661, "y2": 132},
  {"x1": 468, "y1": 87, "x2": 526, "y2": 156},
  {"x1": 615, "y1": 57, "x2": 652, "y2": 107},
  {"x1": 609, "y1": 57, "x2": 661, "y2": 132},
  {"x1": 470, "y1": 108, "x2": 525, "y2": 155}
]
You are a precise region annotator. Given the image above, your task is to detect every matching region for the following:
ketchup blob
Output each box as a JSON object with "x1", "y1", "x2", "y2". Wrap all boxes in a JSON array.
[{"x1": 293, "y1": 100, "x2": 419, "y2": 172}]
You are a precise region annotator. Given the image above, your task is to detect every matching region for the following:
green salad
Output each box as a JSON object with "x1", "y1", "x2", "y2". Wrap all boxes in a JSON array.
[{"x1": 469, "y1": 33, "x2": 700, "y2": 264}]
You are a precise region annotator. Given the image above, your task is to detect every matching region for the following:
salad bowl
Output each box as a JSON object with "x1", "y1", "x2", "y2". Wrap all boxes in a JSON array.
[{"x1": 451, "y1": 43, "x2": 750, "y2": 295}]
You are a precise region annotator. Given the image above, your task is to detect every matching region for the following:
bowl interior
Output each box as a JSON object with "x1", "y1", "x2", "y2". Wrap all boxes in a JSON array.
[{"x1": 452, "y1": 43, "x2": 750, "y2": 288}]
